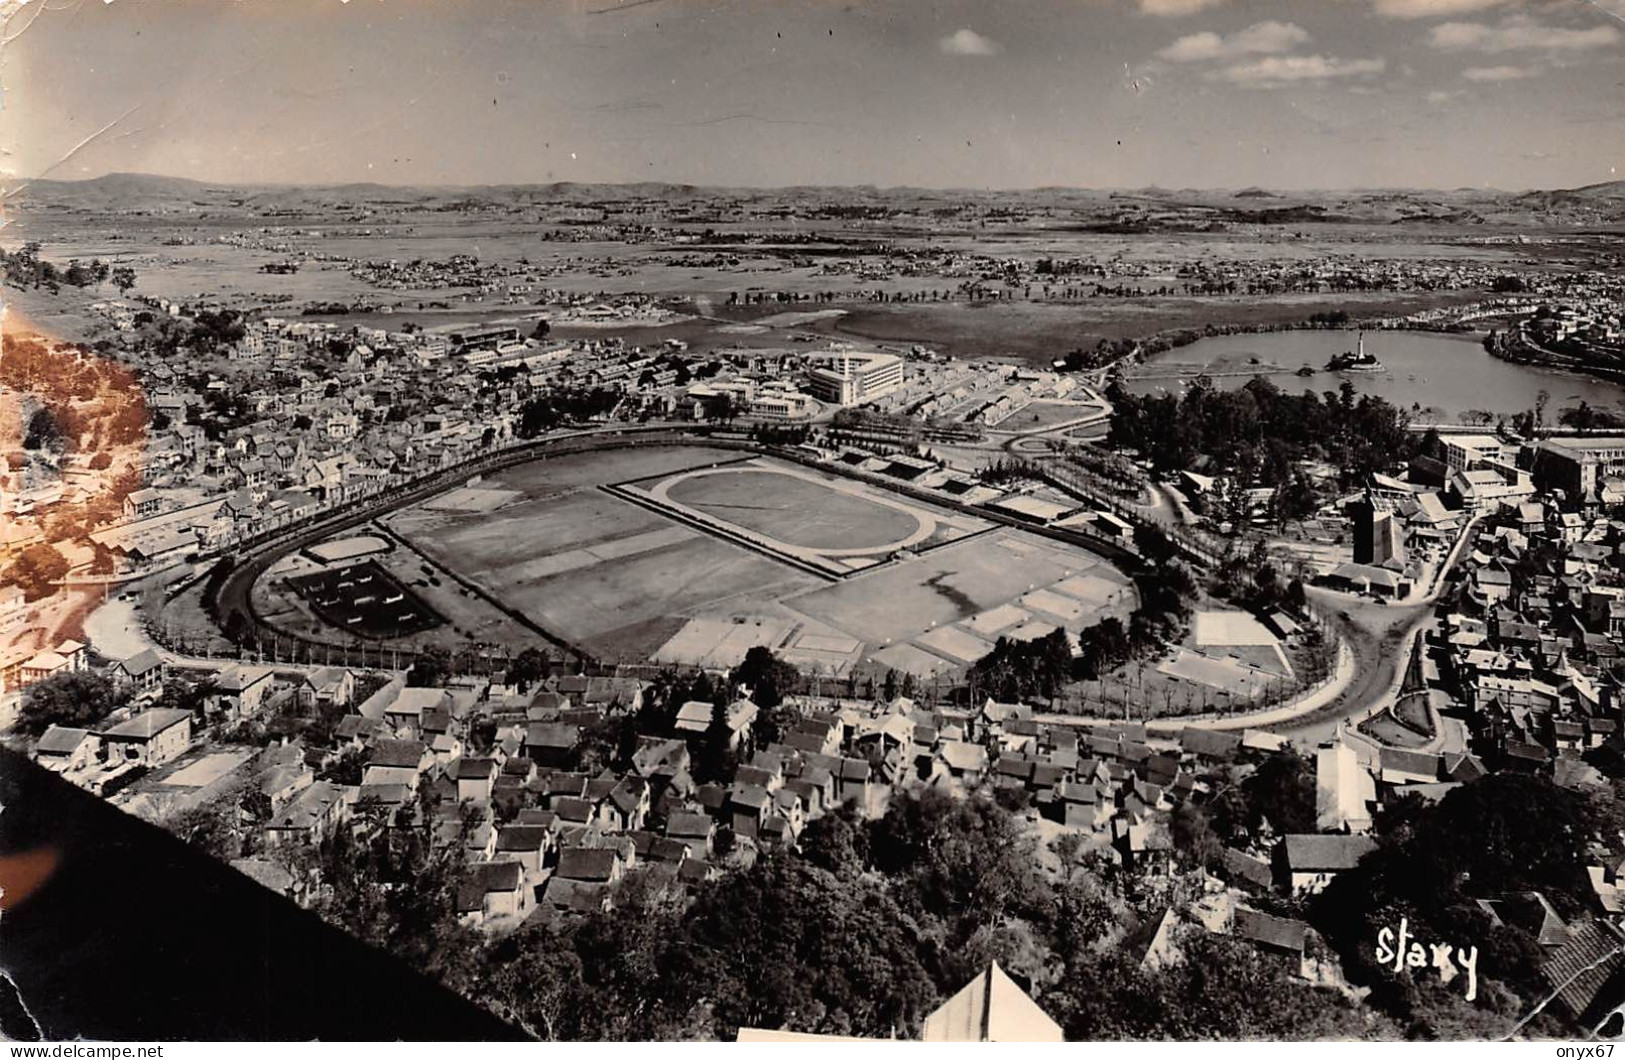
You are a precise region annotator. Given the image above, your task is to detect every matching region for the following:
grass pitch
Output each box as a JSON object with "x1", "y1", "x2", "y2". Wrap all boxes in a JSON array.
[{"x1": 663, "y1": 467, "x2": 926, "y2": 552}]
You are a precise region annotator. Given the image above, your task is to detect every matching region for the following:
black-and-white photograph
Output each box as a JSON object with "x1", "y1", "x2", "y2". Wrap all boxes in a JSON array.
[{"x1": 0, "y1": 0, "x2": 1622, "y2": 1044}]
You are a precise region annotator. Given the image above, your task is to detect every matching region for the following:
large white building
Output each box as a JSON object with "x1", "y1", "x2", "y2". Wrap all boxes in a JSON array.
[
  {"x1": 805, "y1": 348, "x2": 903, "y2": 407},
  {"x1": 1441, "y1": 433, "x2": 1514, "y2": 473}
]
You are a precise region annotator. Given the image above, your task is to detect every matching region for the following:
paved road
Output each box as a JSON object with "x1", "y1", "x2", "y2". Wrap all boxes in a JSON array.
[
  {"x1": 83, "y1": 597, "x2": 341, "y2": 677},
  {"x1": 1276, "y1": 597, "x2": 1426, "y2": 746}
]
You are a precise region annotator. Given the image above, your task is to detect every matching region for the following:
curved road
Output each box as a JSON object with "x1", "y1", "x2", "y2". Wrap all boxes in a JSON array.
[{"x1": 1272, "y1": 592, "x2": 1428, "y2": 746}]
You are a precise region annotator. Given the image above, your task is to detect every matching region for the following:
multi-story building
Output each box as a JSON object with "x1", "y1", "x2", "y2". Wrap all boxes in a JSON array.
[
  {"x1": 1531, "y1": 436, "x2": 1625, "y2": 501},
  {"x1": 1347, "y1": 493, "x2": 1405, "y2": 570},
  {"x1": 805, "y1": 348, "x2": 904, "y2": 407},
  {"x1": 1441, "y1": 433, "x2": 1513, "y2": 473}
]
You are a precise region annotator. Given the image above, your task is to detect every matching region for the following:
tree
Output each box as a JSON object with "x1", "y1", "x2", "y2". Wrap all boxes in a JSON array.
[
  {"x1": 111, "y1": 266, "x2": 136, "y2": 296},
  {"x1": 19, "y1": 670, "x2": 127, "y2": 736},
  {"x1": 1238, "y1": 749, "x2": 1317, "y2": 836},
  {"x1": 694, "y1": 699, "x2": 736, "y2": 784},
  {"x1": 407, "y1": 646, "x2": 451, "y2": 687},
  {"x1": 4, "y1": 543, "x2": 69, "y2": 602},
  {"x1": 730, "y1": 646, "x2": 799, "y2": 710},
  {"x1": 1312, "y1": 774, "x2": 1601, "y2": 1030},
  {"x1": 153, "y1": 675, "x2": 215, "y2": 721},
  {"x1": 484, "y1": 929, "x2": 588, "y2": 1040},
  {"x1": 165, "y1": 804, "x2": 240, "y2": 862},
  {"x1": 1169, "y1": 801, "x2": 1223, "y2": 869},
  {"x1": 969, "y1": 627, "x2": 1076, "y2": 704},
  {"x1": 507, "y1": 647, "x2": 550, "y2": 692},
  {"x1": 23, "y1": 408, "x2": 64, "y2": 451},
  {"x1": 88, "y1": 544, "x2": 117, "y2": 576},
  {"x1": 679, "y1": 858, "x2": 939, "y2": 1038}
]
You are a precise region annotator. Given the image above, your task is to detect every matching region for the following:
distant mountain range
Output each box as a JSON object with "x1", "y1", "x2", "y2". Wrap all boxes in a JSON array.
[{"x1": 8, "y1": 171, "x2": 1625, "y2": 226}]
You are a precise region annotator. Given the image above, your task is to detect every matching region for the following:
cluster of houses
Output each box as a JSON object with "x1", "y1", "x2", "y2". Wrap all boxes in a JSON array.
[
  {"x1": 26, "y1": 622, "x2": 1413, "y2": 956},
  {"x1": 34, "y1": 657, "x2": 312, "y2": 794},
  {"x1": 1526, "y1": 302, "x2": 1624, "y2": 351},
  {"x1": 1301, "y1": 477, "x2": 1625, "y2": 1032}
]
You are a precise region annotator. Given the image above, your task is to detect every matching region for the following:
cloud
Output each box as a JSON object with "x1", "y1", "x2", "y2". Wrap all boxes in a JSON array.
[
  {"x1": 1158, "y1": 20, "x2": 1310, "y2": 62},
  {"x1": 939, "y1": 28, "x2": 1002, "y2": 56},
  {"x1": 1219, "y1": 54, "x2": 1387, "y2": 87},
  {"x1": 1137, "y1": 0, "x2": 1225, "y2": 16},
  {"x1": 1461, "y1": 63, "x2": 1541, "y2": 80},
  {"x1": 1430, "y1": 15, "x2": 1621, "y2": 52},
  {"x1": 1371, "y1": 0, "x2": 1508, "y2": 17},
  {"x1": 1426, "y1": 88, "x2": 1466, "y2": 104}
]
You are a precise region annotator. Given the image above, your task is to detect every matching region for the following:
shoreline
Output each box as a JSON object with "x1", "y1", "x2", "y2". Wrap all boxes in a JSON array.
[{"x1": 1115, "y1": 323, "x2": 1625, "y2": 422}]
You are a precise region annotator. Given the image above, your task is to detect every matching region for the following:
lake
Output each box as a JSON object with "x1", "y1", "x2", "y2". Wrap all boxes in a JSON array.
[{"x1": 1120, "y1": 330, "x2": 1625, "y2": 422}]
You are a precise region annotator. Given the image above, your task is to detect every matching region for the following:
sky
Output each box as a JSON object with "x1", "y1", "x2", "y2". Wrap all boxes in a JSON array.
[{"x1": 0, "y1": 0, "x2": 1621, "y2": 191}]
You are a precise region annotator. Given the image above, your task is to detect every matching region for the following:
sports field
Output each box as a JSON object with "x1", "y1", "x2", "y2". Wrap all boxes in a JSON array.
[
  {"x1": 619, "y1": 456, "x2": 987, "y2": 576},
  {"x1": 298, "y1": 445, "x2": 1138, "y2": 674},
  {"x1": 993, "y1": 399, "x2": 1108, "y2": 434},
  {"x1": 783, "y1": 529, "x2": 1136, "y2": 675},
  {"x1": 388, "y1": 469, "x2": 819, "y2": 659},
  {"x1": 663, "y1": 468, "x2": 926, "y2": 552}
]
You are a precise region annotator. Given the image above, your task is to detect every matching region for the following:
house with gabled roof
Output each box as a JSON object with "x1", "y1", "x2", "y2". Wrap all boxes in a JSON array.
[
  {"x1": 263, "y1": 780, "x2": 347, "y2": 847},
  {"x1": 333, "y1": 713, "x2": 385, "y2": 752},
  {"x1": 920, "y1": 962, "x2": 1063, "y2": 1043},
  {"x1": 457, "y1": 860, "x2": 532, "y2": 925},
  {"x1": 673, "y1": 699, "x2": 758, "y2": 750},
  {"x1": 382, "y1": 687, "x2": 452, "y2": 736},
  {"x1": 208, "y1": 663, "x2": 277, "y2": 719},
  {"x1": 1232, "y1": 906, "x2": 1310, "y2": 970},
  {"x1": 35, "y1": 725, "x2": 100, "y2": 774},
  {"x1": 666, "y1": 811, "x2": 716, "y2": 858},
  {"x1": 1540, "y1": 919, "x2": 1625, "y2": 1036},
  {"x1": 108, "y1": 649, "x2": 164, "y2": 696},
  {"x1": 494, "y1": 824, "x2": 553, "y2": 874},
  {"x1": 524, "y1": 722, "x2": 580, "y2": 768},
  {"x1": 1052, "y1": 780, "x2": 1109, "y2": 830},
  {"x1": 605, "y1": 777, "x2": 650, "y2": 832},
  {"x1": 97, "y1": 708, "x2": 193, "y2": 769},
  {"x1": 1221, "y1": 847, "x2": 1275, "y2": 894},
  {"x1": 296, "y1": 667, "x2": 356, "y2": 711},
  {"x1": 455, "y1": 757, "x2": 500, "y2": 803},
  {"x1": 937, "y1": 740, "x2": 989, "y2": 786},
  {"x1": 362, "y1": 738, "x2": 434, "y2": 790},
  {"x1": 1283, "y1": 834, "x2": 1378, "y2": 895},
  {"x1": 557, "y1": 846, "x2": 624, "y2": 886}
]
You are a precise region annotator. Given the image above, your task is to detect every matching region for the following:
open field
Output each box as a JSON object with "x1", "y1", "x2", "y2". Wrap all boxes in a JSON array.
[
  {"x1": 807, "y1": 291, "x2": 1490, "y2": 366},
  {"x1": 386, "y1": 454, "x2": 828, "y2": 660},
  {"x1": 161, "y1": 752, "x2": 252, "y2": 789},
  {"x1": 788, "y1": 530, "x2": 1131, "y2": 650},
  {"x1": 620, "y1": 456, "x2": 990, "y2": 576},
  {"x1": 994, "y1": 399, "x2": 1108, "y2": 434},
  {"x1": 389, "y1": 488, "x2": 677, "y2": 570},
  {"x1": 663, "y1": 468, "x2": 925, "y2": 552},
  {"x1": 353, "y1": 445, "x2": 1139, "y2": 675},
  {"x1": 423, "y1": 486, "x2": 522, "y2": 513},
  {"x1": 486, "y1": 445, "x2": 743, "y2": 500}
]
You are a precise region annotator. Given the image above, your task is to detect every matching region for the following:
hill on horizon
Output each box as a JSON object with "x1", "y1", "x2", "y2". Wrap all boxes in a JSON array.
[
  {"x1": 8, "y1": 169, "x2": 1596, "y2": 198},
  {"x1": 6, "y1": 171, "x2": 1624, "y2": 227}
]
